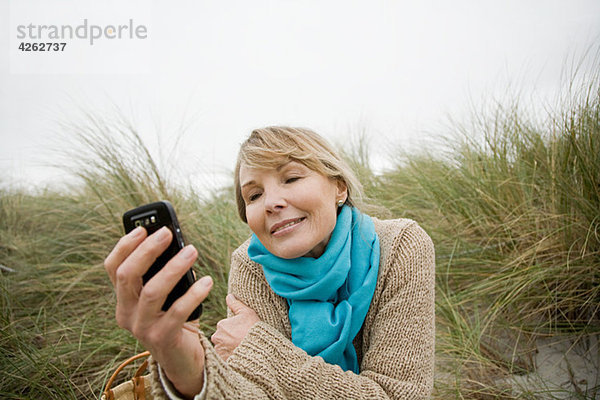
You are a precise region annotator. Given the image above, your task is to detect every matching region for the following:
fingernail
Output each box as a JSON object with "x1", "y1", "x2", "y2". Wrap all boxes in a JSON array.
[
  {"x1": 130, "y1": 226, "x2": 145, "y2": 237},
  {"x1": 155, "y1": 226, "x2": 169, "y2": 242},
  {"x1": 180, "y1": 245, "x2": 197, "y2": 260},
  {"x1": 199, "y1": 276, "x2": 212, "y2": 287}
]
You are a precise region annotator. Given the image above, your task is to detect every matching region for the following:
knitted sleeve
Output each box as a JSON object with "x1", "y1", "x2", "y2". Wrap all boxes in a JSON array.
[
  {"x1": 148, "y1": 219, "x2": 435, "y2": 399},
  {"x1": 357, "y1": 220, "x2": 436, "y2": 398}
]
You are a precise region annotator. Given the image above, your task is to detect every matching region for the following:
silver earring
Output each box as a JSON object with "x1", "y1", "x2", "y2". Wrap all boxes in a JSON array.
[{"x1": 337, "y1": 199, "x2": 344, "y2": 208}]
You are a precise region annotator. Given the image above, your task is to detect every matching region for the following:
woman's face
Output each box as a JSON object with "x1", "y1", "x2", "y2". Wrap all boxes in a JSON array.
[{"x1": 239, "y1": 160, "x2": 347, "y2": 259}]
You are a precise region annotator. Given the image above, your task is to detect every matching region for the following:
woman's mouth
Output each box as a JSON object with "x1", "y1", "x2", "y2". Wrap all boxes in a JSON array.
[{"x1": 270, "y1": 217, "x2": 306, "y2": 235}]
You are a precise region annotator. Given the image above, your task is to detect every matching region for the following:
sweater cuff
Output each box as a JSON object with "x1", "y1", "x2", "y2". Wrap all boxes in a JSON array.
[
  {"x1": 147, "y1": 352, "x2": 207, "y2": 400},
  {"x1": 157, "y1": 363, "x2": 207, "y2": 400}
]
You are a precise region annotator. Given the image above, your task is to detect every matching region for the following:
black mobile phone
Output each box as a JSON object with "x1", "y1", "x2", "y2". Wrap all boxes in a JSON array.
[{"x1": 122, "y1": 200, "x2": 202, "y2": 321}]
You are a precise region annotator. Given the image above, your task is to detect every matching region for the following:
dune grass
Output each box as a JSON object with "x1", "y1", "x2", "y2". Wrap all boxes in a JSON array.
[
  {"x1": 1, "y1": 73, "x2": 598, "y2": 399},
  {"x1": 386, "y1": 77, "x2": 600, "y2": 398}
]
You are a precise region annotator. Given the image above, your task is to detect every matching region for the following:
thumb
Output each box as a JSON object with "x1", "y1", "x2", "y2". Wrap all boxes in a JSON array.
[{"x1": 226, "y1": 294, "x2": 248, "y2": 315}]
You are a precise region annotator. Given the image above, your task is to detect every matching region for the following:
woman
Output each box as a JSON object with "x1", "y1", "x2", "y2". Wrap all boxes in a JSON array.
[{"x1": 104, "y1": 126, "x2": 435, "y2": 399}]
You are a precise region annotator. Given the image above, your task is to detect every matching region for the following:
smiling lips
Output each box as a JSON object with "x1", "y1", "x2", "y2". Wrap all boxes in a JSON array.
[{"x1": 270, "y1": 217, "x2": 306, "y2": 234}]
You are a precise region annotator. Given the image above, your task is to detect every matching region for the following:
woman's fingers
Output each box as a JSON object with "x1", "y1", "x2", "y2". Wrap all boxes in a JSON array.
[
  {"x1": 114, "y1": 227, "x2": 173, "y2": 327},
  {"x1": 136, "y1": 244, "x2": 199, "y2": 321},
  {"x1": 211, "y1": 296, "x2": 260, "y2": 360},
  {"x1": 104, "y1": 226, "x2": 147, "y2": 285},
  {"x1": 115, "y1": 226, "x2": 172, "y2": 286},
  {"x1": 162, "y1": 276, "x2": 213, "y2": 333},
  {"x1": 226, "y1": 293, "x2": 249, "y2": 315}
]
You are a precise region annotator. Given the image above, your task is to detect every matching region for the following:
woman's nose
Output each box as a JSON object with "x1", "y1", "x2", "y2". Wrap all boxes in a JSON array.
[{"x1": 263, "y1": 187, "x2": 287, "y2": 213}]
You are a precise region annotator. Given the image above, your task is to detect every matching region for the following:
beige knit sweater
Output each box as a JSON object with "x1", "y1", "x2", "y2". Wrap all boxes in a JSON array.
[{"x1": 148, "y1": 218, "x2": 435, "y2": 399}]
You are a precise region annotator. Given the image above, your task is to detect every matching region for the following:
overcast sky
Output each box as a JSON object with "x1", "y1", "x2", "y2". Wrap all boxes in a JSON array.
[{"x1": 1, "y1": 1, "x2": 599, "y2": 191}]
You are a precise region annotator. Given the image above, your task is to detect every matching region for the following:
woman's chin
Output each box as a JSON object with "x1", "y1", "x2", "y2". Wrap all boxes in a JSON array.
[
  {"x1": 267, "y1": 241, "x2": 311, "y2": 259},
  {"x1": 270, "y1": 243, "x2": 325, "y2": 259},
  {"x1": 271, "y1": 248, "x2": 306, "y2": 259}
]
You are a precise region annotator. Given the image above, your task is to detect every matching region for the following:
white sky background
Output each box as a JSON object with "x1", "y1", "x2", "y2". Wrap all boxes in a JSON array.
[{"x1": 1, "y1": 1, "x2": 599, "y2": 192}]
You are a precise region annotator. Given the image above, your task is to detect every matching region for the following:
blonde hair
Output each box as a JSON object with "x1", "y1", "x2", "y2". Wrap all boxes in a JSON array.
[{"x1": 234, "y1": 126, "x2": 364, "y2": 223}]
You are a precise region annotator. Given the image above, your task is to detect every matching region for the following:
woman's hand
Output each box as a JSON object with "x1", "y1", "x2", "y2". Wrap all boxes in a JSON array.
[
  {"x1": 211, "y1": 294, "x2": 260, "y2": 361},
  {"x1": 104, "y1": 226, "x2": 212, "y2": 399}
]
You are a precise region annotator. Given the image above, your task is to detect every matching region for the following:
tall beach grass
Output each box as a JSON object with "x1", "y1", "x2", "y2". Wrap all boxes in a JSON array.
[{"x1": 384, "y1": 71, "x2": 600, "y2": 397}]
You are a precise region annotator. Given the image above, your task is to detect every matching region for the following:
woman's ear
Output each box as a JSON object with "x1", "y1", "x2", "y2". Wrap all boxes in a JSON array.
[{"x1": 335, "y1": 180, "x2": 348, "y2": 203}]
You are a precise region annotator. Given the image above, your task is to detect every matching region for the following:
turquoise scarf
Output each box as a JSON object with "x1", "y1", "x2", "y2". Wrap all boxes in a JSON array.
[{"x1": 248, "y1": 205, "x2": 380, "y2": 373}]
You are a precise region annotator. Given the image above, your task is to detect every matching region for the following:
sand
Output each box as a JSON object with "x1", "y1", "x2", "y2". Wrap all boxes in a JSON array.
[{"x1": 499, "y1": 334, "x2": 599, "y2": 398}]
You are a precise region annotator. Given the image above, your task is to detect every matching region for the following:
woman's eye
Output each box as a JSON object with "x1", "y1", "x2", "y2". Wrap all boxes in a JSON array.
[
  {"x1": 285, "y1": 177, "x2": 300, "y2": 184},
  {"x1": 248, "y1": 193, "x2": 261, "y2": 202}
]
